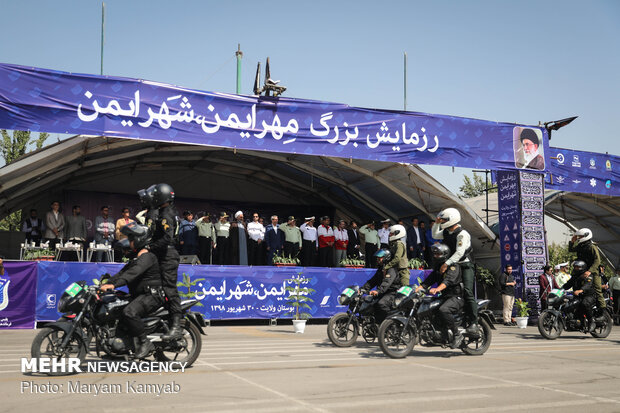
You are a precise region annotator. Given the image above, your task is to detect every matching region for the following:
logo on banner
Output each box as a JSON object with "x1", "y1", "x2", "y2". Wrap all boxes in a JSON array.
[
  {"x1": 590, "y1": 178, "x2": 597, "y2": 187},
  {"x1": 505, "y1": 253, "x2": 511, "y2": 261},
  {"x1": 606, "y1": 180, "x2": 612, "y2": 189},
  {"x1": 0, "y1": 276, "x2": 10, "y2": 312},
  {"x1": 556, "y1": 153, "x2": 565, "y2": 165},
  {"x1": 46, "y1": 294, "x2": 57, "y2": 309},
  {"x1": 504, "y1": 244, "x2": 511, "y2": 252},
  {"x1": 606, "y1": 160, "x2": 612, "y2": 171},
  {"x1": 572, "y1": 155, "x2": 581, "y2": 168},
  {"x1": 556, "y1": 176, "x2": 565, "y2": 184},
  {"x1": 589, "y1": 158, "x2": 596, "y2": 169},
  {"x1": 572, "y1": 179, "x2": 582, "y2": 184}
]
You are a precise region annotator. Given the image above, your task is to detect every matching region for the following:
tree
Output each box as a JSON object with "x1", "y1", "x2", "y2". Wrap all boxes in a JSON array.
[
  {"x1": 0, "y1": 129, "x2": 49, "y2": 232},
  {"x1": 459, "y1": 172, "x2": 497, "y2": 198},
  {"x1": 547, "y1": 242, "x2": 576, "y2": 268}
]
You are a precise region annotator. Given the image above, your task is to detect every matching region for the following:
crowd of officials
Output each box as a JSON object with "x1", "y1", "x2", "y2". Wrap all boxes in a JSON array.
[{"x1": 21, "y1": 202, "x2": 439, "y2": 266}]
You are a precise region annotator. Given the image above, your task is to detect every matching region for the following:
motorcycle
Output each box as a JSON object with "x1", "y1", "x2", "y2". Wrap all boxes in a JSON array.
[
  {"x1": 538, "y1": 288, "x2": 613, "y2": 339},
  {"x1": 327, "y1": 285, "x2": 379, "y2": 347},
  {"x1": 378, "y1": 286, "x2": 495, "y2": 358},
  {"x1": 31, "y1": 280, "x2": 207, "y2": 373}
]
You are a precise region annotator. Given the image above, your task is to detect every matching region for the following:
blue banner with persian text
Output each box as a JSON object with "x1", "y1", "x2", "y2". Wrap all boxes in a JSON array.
[
  {"x1": 35, "y1": 262, "x2": 431, "y2": 321},
  {"x1": 0, "y1": 63, "x2": 546, "y2": 171},
  {"x1": 497, "y1": 170, "x2": 523, "y2": 299},
  {"x1": 545, "y1": 147, "x2": 619, "y2": 196}
]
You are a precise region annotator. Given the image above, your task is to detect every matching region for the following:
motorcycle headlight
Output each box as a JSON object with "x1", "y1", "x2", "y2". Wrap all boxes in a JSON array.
[
  {"x1": 394, "y1": 295, "x2": 404, "y2": 308},
  {"x1": 338, "y1": 295, "x2": 350, "y2": 306},
  {"x1": 57, "y1": 294, "x2": 72, "y2": 313}
]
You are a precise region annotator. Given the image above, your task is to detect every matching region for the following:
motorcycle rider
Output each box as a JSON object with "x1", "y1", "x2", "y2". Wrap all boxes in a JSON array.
[
  {"x1": 100, "y1": 222, "x2": 163, "y2": 359},
  {"x1": 142, "y1": 183, "x2": 183, "y2": 340},
  {"x1": 432, "y1": 208, "x2": 478, "y2": 335},
  {"x1": 562, "y1": 260, "x2": 598, "y2": 332},
  {"x1": 362, "y1": 247, "x2": 402, "y2": 325},
  {"x1": 415, "y1": 244, "x2": 464, "y2": 348},
  {"x1": 568, "y1": 228, "x2": 605, "y2": 314},
  {"x1": 383, "y1": 224, "x2": 410, "y2": 286}
]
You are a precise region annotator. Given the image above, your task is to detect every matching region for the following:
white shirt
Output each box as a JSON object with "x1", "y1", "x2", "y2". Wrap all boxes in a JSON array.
[
  {"x1": 378, "y1": 227, "x2": 390, "y2": 244},
  {"x1": 247, "y1": 221, "x2": 265, "y2": 241},
  {"x1": 334, "y1": 228, "x2": 348, "y2": 242},
  {"x1": 317, "y1": 225, "x2": 334, "y2": 238},
  {"x1": 300, "y1": 222, "x2": 318, "y2": 246},
  {"x1": 413, "y1": 226, "x2": 421, "y2": 244},
  {"x1": 432, "y1": 223, "x2": 471, "y2": 265}
]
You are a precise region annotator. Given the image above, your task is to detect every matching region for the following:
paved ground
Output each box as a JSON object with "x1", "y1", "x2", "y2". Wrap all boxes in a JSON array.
[{"x1": 1, "y1": 323, "x2": 620, "y2": 413}]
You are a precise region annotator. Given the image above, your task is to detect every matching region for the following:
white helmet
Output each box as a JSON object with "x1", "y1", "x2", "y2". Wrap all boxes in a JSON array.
[
  {"x1": 574, "y1": 228, "x2": 592, "y2": 245},
  {"x1": 437, "y1": 208, "x2": 461, "y2": 230},
  {"x1": 389, "y1": 224, "x2": 407, "y2": 242}
]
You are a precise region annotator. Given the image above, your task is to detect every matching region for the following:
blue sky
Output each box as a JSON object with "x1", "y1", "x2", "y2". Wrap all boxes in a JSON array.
[{"x1": 1, "y1": 0, "x2": 619, "y2": 193}]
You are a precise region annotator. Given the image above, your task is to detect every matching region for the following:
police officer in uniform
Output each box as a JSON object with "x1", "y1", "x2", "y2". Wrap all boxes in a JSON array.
[
  {"x1": 100, "y1": 222, "x2": 164, "y2": 359},
  {"x1": 562, "y1": 260, "x2": 598, "y2": 332},
  {"x1": 568, "y1": 228, "x2": 605, "y2": 312},
  {"x1": 143, "y1": 183, "x2": 183, "y2": 340},
  {"x1": 416, "y1": 244, "x2": 464, "y2": 348},
  {"x1": 383, "y1": 224, "x2": 410, "y2": 286},
  {"x1": 432, "y1": 207, "x2": 478, "y2": 335},
  {"x1": 362, "y1": 248, "x2": 402, "y2": 325},
  {"x1": 300, "y1": 217, "x2": 318, "y2": 267}
]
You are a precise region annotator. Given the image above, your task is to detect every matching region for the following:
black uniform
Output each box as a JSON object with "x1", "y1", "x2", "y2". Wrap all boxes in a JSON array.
[
  {"x1": 568, "y1": 240, "x2": 604, "y2": 309},
  {"x1": 108, "y1": 252, "x2": 163, "y2": 337},
  {"x1": 362, "y1": 267, "x2": 402, "y2": 324},
  {"x1": 421, "y1": 264, "x2": 464, "y2": 337},
  {"x1": 442, "y1": 227, "x2": 476, "y2": 324},
  {"x1": 563, "y1": 273, "x2": 596, "y2": 321},
  {"x1": 147, "y1": 205, "x2": 181, "y2": 316}
]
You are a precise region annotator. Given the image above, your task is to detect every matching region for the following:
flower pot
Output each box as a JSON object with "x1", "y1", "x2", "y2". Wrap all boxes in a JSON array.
[
  {"x1": 275, "y1": 263, "x2": 296, "y2": 267},
  {"x1": 345, "y1": 265, "x2": 365, "y2": 269},
  {"x1": 292, "y1": 319, "x2": 307, "y2": 333},
  {"x1": 515, "y1": 316, "x2": 529, "y2": 328}
]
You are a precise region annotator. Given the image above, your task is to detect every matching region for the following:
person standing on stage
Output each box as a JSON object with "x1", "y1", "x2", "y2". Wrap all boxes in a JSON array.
[
  {"x1": 317, "y1": 216, "x2": 335, "y2": 267},
  {"x1": 300, "y1": 216, "x2": 318, "y2": 267},
  {"x1": 247, "y1": 212, "x2": 265, "y2": 266}
]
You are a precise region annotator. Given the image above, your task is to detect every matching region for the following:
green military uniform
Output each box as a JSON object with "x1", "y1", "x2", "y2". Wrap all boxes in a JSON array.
[
  {"x1": 383, "y1": 240, "x2": 409, "y2": 286},
  {"x1": 359, "y1": 225, "x2": 380, "y2": 248},
  {"x1": 279, "y1": 223, "x2": 302, "y2": 258},
  {"x1": 569, "y1": 240, "x2": 604, "y2": 308},
  {"x1": 196, "y1": 217, "x2": 216, "y2": 243}
]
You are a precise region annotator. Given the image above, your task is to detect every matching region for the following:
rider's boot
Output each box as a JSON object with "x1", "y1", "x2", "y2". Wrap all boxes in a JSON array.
[
  {"x1": 135, "y1": 334, "x2": 154, "y2": 359},
  {"x1": 450, "y1": 331, "x2": 464, "y2": 349},
  {"x1": 162, "y1": 314, "x2": 183, "y2": 341},
  {"x1": 466, "y1": 321, "x2": 480, "y2": 337},
  {"x1": 588, "y1": 318, "x2": 597, "y2": 333}
]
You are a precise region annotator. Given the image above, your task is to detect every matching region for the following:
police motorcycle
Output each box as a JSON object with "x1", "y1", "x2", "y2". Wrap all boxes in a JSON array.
[
  {"x1": 538, "y1": 262, "x2": 613, "y2": 340},
  {"x1": 327, "y1": 285, "x2": 380, "y2": 346},
  {"x1": 31, "y1": 237, "x2": 207, "y2": 371}
]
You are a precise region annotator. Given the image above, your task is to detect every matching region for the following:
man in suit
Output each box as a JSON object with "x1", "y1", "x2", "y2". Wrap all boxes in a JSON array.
[
  {"x1": 539, "y1": 264, "x2": 559, "y2": 310},
  {"x1": 264, "y1": 215, "x2": 285, "y2": 265},
  {"x1": 346, "y1": 220, "x2": 360, "y2": 258},
  {"x1": 406, "y1": 217, "x2": 425, "y2": 259}
]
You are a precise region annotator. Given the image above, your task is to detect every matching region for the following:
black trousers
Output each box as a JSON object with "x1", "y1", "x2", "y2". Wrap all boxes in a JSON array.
[
  {"x1": 301, "y1": 240, "x2": 316, "y2": 267},
  {"x1": 283, "y1": 241, "x2": 299, "y2": 259},
  {"x1": 158, "y1": 248, "x2": 181, "y2": 315},
  {"x1": 198, "y1": 236, "x2": 212, "y2": 265},
  {"x1": 122, "y1": 293, "x2": 163, "y2": 337},
  {"x1": 613, "y1": 290, "x2": 620, "y2": 315},
  {"x1": 215, "y1": 236, "x2": 228, "y2": 265},
  {"x1": 248, "y1": 239, "x2": 261, "y2": 266},
  {"x1": 460, "y1": 262, "x2": 478, "y2": 324},
  {"x1": 438, "y1": 296, "x2": 464, "y2": 335},
  {"x1": 365, "y1": 243, "x2": 378, "y2": 268},
  {"x1": 579, "y1": 295, "x2": 596, "y2": 320},
  {"x1": 318, "y1": 246, "x2": 333, "y2": 267},
  {"x1": 375, "y1": 291, "x2": 397, "y2": 324}
]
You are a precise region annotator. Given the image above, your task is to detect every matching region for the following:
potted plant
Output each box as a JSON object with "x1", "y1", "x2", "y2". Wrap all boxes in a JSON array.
[
  {"x1": 408, "y1": 258, "x2": 427, "y2": 270},
  {"x1": 476, "y1": 266, "x2": 496, "y2": 300},
  {"x1": 284, "y1": 272, "x2": 316, "y2": 333},
  {"x1": 339, "y1": 257, "x2": 366, "y2": 268},
  {"x1": 273, "y1": 253, "x2": 300, "y2": 267},
  {"x1": 24, "y1": 248, "x2": 55, "y2": 261},
  {"x1": 514, "y1": 298, "x2": 530, "y2": 328}
]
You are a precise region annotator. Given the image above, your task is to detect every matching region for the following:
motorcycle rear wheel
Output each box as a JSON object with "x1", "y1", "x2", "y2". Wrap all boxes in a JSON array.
[
  {"x1": 327, "y1": 313, "x2": 358, "y2": 347},
  {"x1": 538, "y1": 311, "x2": 563, "y2": 340},
  {"x1": 378, "y1": 318, "x2": 415, "y2": 359},
  {"x1": 461, "y1": 318, "x2": 492, "y2": 355},
  {"x1": 154, "y1": 322, "x2": 202, "y2": 367},
  {"x1": 30, "y1": 327, "x2": 87, "y2": 375},
  {"x1": 591, "y1": 311, "x2": 613, "y2": 338}
]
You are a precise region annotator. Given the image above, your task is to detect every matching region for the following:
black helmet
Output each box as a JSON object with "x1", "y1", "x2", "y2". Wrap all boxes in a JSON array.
[
  {"x1": 374, "y1": 248, "x2": 392, "y2": 264},
  {"x1": 572, "y1": 260, "x2": 587, "y2": 276},
  {"x1": 146, "y1": 183, "x2": 175, "y2": 208},
  {"x1": 137, "y1": 188, "x2": 153, "y2": 210},
  {"x1": 120, "y1": 222, "x2": 150, "y2": 250},
  {"x1": 431, "y1": 244, "x2": 451, "y2": 265}
]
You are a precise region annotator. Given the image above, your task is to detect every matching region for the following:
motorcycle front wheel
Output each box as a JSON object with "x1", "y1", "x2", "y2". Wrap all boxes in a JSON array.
[
  {"x1": 378, "y1": 318, "x2": 415, "y2": 359},
  {"x1": 30, "y1": 327, "x2": 87, "y2": 375},
  {"x1": 538, "y1": 310, "x2": 563, "y2": 340},
  {"x1": 327, "y1": 313, "x2": 358, "y2": 347},
  {"x1": 154, "y1": 321, "x2": 202, "y2": 367},
  {"x1": 591, "y1": 311, "x2": 613, "y2": 338},
  {"x1": 461, "y1": 318, "x2": 492, "y2": 355}
]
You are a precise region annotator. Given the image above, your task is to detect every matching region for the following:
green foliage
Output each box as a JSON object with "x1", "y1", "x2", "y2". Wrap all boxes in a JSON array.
[
  {"x1": 177, "y1": 272, "x2": 206, "y2": 307},
  {"x1": 23, "y1": 248, "x2": 54, "y2": 260},
  {"x1": 339, "y1": 257, "x2": 365, "y2": 267},
  {"x1": 284, "y1": 272, "x2": 316, "y2": 320},
  {"x1": 515, "y1": 298, "x2": 531, "y2": 317},
  {"x1": 476, "y1": 266, "x2": 495, "y2": 287},
  {"x1": 458, "y1": 172, "x2": 497, "y2": 198},
  {"x1": 0, "y1": 210, "x2": 21, "y2": 232},
  {"x1": 272, "y1": 253, "x2": 301, "y2": 265},
  {"x1": 408, "y1": 258, "x2": 427, "y2": 269},
  {"x1": 548, "y1": 242, "x2": 576, "y2": 268},
  {"x1": 1, "y1": 129, "x2": 49, "y2": 165}
]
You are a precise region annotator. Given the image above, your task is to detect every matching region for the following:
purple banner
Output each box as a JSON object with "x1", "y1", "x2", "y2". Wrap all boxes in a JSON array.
[
  {"x1": 0, "y1": 63, "x2": 546, "y2": 172},
  {"x1": 0, "y1": 261, "x2": 37, "y2": 329},
  {"x1": 545, "y1": 147, "x2": 619, "y2": 196},
  {"x1": 497, "y1": 171, "x2": 523, "y2": 298},
  {"x1": 36, "y1": 262, "x2": 431, "y2": 321},
  {"x1": 520, "y1": 171, "x2": 547, "y2": 317}
]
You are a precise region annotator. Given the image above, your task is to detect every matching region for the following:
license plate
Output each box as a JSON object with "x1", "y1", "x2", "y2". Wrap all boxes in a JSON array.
[
  {"x1": 65, "y1": 282, "x2": 83, "y2": 297},
  {"x1": 342, "y1": 288, "x2": 355, "y2": 297},
  {"x1": 398, "y1": 286, "x2": 413, "y2": 296}
]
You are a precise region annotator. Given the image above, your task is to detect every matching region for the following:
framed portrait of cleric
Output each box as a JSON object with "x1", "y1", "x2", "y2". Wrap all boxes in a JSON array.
[{"x1": 513, "y1": 127, "x2": 545, "y2": 171}]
